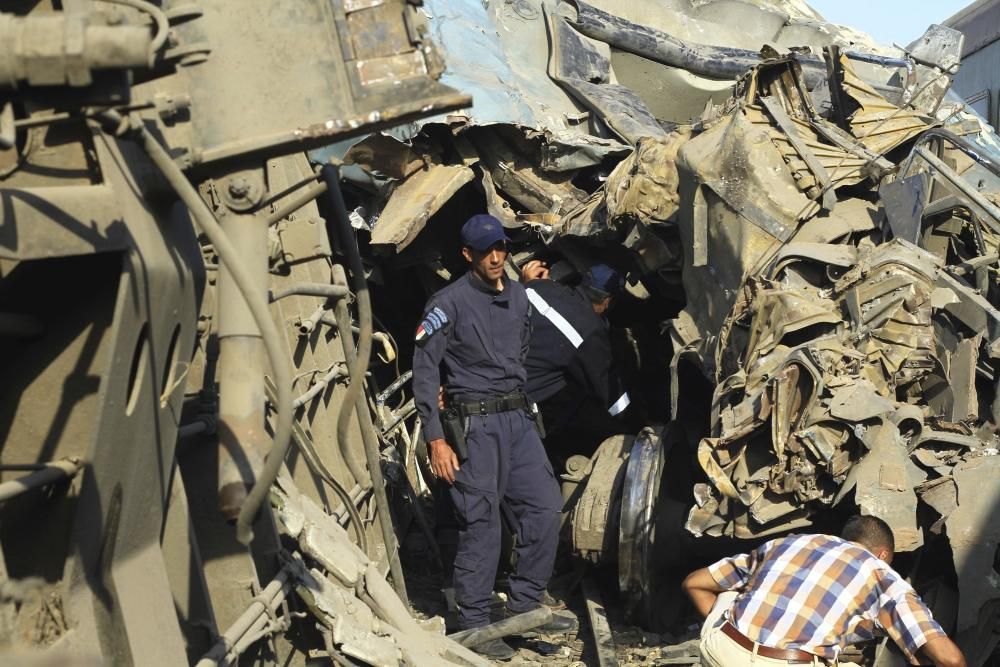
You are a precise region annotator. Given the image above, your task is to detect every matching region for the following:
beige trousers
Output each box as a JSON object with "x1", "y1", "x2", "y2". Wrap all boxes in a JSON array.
[{"x1": 698, "y1": 593, "x2": 861, "y2": 667}]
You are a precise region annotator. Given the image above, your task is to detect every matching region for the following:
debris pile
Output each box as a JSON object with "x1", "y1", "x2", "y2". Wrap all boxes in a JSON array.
[{"x1": 328, "y1": 1, "x2": 1000, "y2": 662}]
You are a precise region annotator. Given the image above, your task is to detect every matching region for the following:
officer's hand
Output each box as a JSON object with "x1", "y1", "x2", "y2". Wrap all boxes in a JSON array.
[
  {"x1": 438, "y1": 386, "x2": 446, "y2": 410},
  {"x1": 429, "y1": 438, "x2": 460, "y2": 484},
  {"x1": 520, "y1": 260, "x2": 549, "y2": 282}
]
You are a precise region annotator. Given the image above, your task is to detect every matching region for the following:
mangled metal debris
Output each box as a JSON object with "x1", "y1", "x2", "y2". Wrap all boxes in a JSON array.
[
  {"x1": 8, "y1": 0, "x2": 1000, "y2": 664},
  {"x1": 328, "y1": 0, "x2": 1000, "y2": 662}
]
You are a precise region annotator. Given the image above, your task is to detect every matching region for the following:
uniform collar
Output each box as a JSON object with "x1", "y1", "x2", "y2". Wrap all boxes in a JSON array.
[{"x1": 466, "y1": 271, "x2": 509, "y2": 299}]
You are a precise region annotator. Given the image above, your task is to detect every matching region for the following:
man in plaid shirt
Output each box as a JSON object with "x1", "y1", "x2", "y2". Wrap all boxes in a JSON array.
[{"x1": 683, "y1": 515, "x2": 966, "y2": 666}]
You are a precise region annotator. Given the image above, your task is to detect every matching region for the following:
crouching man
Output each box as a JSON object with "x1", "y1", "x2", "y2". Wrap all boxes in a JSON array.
[{"x1": 682, "y1": 515, "x2": 966, "y2": 667}]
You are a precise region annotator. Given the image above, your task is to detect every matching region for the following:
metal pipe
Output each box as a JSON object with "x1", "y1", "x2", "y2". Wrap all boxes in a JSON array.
[
  {"x1": 216, "y1": 200, "x2": 270, "y2": 522},
  {"x1": 330, "y1": 268, "x2": 408, "y2": 604},
  {"x1": 195, "y1": 566, "x2": 292, "y2": 667},
  {"x1": 323, "y1": 163, "x2": 407, "y2": 602},
  {"x1": 567, "y1": 0, "x2": 826, "y2": 87},
  {"x1": 376, "y1": 370, "x2": 413, "y2": 406},
  {"x1": 264, "y1": 378, "x2": 369, "y2": 555},
  {"x1": 904, "y1": 128, "x2": 1000, "y2": 181},
  {"x1": 265, "y1": 181, "x2": 328, "y2": 227},
  {"x1": 0, "y1": 458, "x2": 82, "y2": 502},
  {"x1": 297, "y1": 304, "x2": 328, "y2": 337},
  {"x1": 292, "y1": 365, "x2": 348, "y2": 409},
  {"x1": 269, "y1": 282, "x2": 349, "y2": 303},
  {"x1": 127, "y1": 116, "x2": 293, "y2": 546},
  {"x1": 447, "y1": 607, "x2": 553, "y2": 648},
  {"x1": 318, "y1": 316, "x2": 395, "y2": 362},
  {"x1": 178, "y1": 415, "x2": 216, "y2": 439}
]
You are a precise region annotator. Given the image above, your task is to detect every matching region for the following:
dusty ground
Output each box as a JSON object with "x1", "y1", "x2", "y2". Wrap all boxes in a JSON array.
[{"x1": 404, "y1": 564, "x2": 702, "y2": 666}]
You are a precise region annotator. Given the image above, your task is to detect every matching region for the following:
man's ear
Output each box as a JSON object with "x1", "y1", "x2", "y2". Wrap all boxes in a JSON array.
[{"x1": 462, "y1": 247, "x2": 473, "y2": 263}]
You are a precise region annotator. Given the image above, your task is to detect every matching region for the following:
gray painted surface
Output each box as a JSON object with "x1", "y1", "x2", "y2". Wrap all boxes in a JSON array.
[
  {"x1": 949, "y1": 41, "x2": 1000, "y2": 129},
  {"x1": 945, "y1": 0, "x2": 1000, "y2": 128}
]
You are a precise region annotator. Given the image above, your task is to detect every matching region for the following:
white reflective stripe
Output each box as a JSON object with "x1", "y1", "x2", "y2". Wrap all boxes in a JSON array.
[
  {"x1": 526, "y1": 288, "x2": 584, "y2": 348},
  {"x1": 608, "y1": 392, "x2": 630, "y2": 416}
]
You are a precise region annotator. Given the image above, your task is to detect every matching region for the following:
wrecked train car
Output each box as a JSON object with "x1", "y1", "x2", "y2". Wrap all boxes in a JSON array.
[
  {"x1": 331, "y1": 0, "x2": 1000, "y2": 664},
  {"x1": 5, "y1": 0, "x2": 1000, "y2": 665},
  {"x1": 0, "y1": 1, "x2": 496, "y2": 665}
]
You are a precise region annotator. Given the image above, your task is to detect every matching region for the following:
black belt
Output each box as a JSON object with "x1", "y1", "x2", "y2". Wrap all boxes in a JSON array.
[{"x1": 453, "y1": 392, "x2": 528, "y2": 418}]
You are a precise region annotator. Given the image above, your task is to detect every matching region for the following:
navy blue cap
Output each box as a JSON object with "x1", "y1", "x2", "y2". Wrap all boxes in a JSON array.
[
  {"x1": 582, "y1": 264, "x2": 624, "y2": 296},
  {"x1": 461, "y1": 214, "x2": 509, "y2": 251}
]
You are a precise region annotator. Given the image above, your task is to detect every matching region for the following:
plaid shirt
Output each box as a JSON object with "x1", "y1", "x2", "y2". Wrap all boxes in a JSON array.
[{"x1": 709, "y1": 534, "x2": 945, "y2": 662}]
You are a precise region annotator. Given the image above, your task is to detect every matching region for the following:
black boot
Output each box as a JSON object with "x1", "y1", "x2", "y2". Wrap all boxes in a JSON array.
[
  {"x1": 505, "y1": 605, "x2": 579, "y2": 635},
  {"x1": 471, "y1": 638, "x2": 516, "y2": 660}
]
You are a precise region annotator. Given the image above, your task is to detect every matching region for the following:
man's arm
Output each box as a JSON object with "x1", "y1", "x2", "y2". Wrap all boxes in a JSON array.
[
  {"x1": 877, "y1": 576, "x2": 965, "y2": 667},
  {"x1": 918, "y1": 636, "x2": 966, "y2": 667},
  {"x1": 520, "y1": 260, "x2": 550, "y2": 282},
  {"x1": 683, "y1": 547, "x2": 760, "y2": 617},
  {"x1": 412, "y1": 301, "x2": 459, "y2": 483},
  {"x1": 682, "y1": 567, "x2": 727, "y2": 618}
]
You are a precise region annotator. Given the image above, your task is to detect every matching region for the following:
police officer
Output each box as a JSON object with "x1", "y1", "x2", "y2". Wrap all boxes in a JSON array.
[
  {"x1": 521, "y1": 261, "x2": 631, "y2": 451},
  {"x1": 412, "y1": 214, "x2": 575, "y2": 660}
]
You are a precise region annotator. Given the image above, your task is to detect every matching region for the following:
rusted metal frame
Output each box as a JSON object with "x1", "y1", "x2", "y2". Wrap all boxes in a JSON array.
[
  {"x1": 582, "y1": 576, "x2": 617, "y2": 667},
  {"x1": 126, "y1": 115, "x2": 294, "y2": 547},
  {"x1": 0, "y1": 458, "x2": 82, "y2": 502},
  {"x1": 759, "y1": 95, "x2": 837, "y2": 212},
  {"x1": 911, "y1": 146, "x2": 1000, "y2": 237},
  {"x1": 447, "y1": 606, "x2": 553, "y2": 648}
]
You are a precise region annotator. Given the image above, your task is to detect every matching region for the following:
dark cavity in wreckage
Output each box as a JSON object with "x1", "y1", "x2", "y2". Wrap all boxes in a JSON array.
[{"x1": 2, "y1": 0, "x2": 1000, "y2": 666}]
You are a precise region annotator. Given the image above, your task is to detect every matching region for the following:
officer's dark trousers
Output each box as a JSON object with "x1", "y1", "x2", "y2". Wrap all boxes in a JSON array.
[{"x1": 449, "y1": 409, "x2": 562, "y2": 629}]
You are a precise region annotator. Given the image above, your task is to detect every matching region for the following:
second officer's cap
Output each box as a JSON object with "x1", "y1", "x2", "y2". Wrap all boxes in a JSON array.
[{"x1": 582, "y1": 264, "x2": 624, "y2": 296}]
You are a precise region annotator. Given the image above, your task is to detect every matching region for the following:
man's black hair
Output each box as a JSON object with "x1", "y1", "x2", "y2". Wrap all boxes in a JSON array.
[{"x1": 841, "y1": 514, "x2": 894, "y2": 553}]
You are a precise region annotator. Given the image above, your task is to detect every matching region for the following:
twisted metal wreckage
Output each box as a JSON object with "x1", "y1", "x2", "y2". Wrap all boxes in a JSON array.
[{"x1": 3, "y1": 0, "x2": 1000, "y2": 665}]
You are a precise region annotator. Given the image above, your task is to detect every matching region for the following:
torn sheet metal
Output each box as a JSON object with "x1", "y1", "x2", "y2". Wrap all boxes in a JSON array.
[
  {"x1": 421, "y1": 0, "x2": 594, "y2": 132},
  {"x1": 370, "y1": 164, "x2": 475, "y2": 251},
  {"x1": 546, "y1": 6, "x2": 667, "y2": 144},
  {"x1": 566, "y1": 0, "x2": 827, "y2": 88},
  {"x1": 837, "y1": 54, "x2": 932, "y2": 156},
  {"x1": 559, "y1": 128, "x2": 691, "y2": 237}
]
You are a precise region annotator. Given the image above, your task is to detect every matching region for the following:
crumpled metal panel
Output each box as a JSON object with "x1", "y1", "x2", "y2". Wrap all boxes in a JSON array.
[
  {"x1": 370, "y1": 164, "x2": 475, "y2": 251},
  {"x1": 688, "y1": 241, "x2": 948, "y2": 543},
  {"x1": 560, "y1": 129, "x2": 690, "y2": 237},
  {"x1": 162, "y1": 0, "x2": 469, "y2": 165}
]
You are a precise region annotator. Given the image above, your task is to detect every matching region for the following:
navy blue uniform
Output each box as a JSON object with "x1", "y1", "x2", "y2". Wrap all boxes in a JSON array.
[
  {"x1": 523, "y1": 279, "x2": 630, "y2": 434},
  {"x1": 412, "y1": 272, "x2": 562, "y2": 629}
]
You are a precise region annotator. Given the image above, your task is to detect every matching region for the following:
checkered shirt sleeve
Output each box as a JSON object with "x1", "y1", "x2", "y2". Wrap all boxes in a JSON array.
[
  {"x1": 874, "y1": 572, "x2": 946, "y2": 662},
  {"x1": 707, "y1": 544, "x2": 763, "y2": 591}
]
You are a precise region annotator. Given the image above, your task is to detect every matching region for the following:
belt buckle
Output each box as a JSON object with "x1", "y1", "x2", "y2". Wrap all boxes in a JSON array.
[{"x1": 479, "y1": 399, "x2": 487, "y2": 416}]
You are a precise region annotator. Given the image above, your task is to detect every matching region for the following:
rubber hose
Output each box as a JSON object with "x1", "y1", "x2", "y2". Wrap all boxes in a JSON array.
[{"x1": 321, "y1": 164, "x2": 375, "y2": 482}]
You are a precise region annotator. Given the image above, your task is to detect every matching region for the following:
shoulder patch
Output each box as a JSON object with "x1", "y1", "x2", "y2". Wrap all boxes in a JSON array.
[{"x1": 415, "y1": 306, "x2": 449, "y2": 345}]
